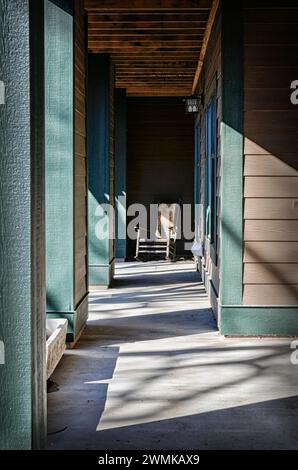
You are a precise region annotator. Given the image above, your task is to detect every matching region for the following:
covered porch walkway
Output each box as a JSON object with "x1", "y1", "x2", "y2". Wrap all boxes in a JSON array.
[{"x1": 48, "y1": 262, "x2": 298, "y2": 450}]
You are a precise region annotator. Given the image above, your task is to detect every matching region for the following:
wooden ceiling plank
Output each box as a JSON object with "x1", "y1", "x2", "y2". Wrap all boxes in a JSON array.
[
  {"x1": 116, "y1": 70, "x2": 196, "y2": 73},
  {"x1": 117, "y1": 71, "x2": 195, "y2": 75},
  {"x1": 117, "y1": 72, "x2": 195, "y2": 76},
  {"x1": 88, "y1": 35, "x2": 204, "y2": 41},
  {"x1": 88, "y1": 24, "x2": 207, "y2": 31},
  {"x1": 88, "y1": 31, "x2": 206, "y2": 36},
  {"x1": 116, "y1": 61, "x2": 196, "y2": 66},
  {"x1": 88, "y1": 13, "x2": 210, "y2": 22},
  {"x1": 117, "y1": 79, "x2": 194, "y2": 82},
  {"x1": 126, "y1": 88, "x2": 190, "y2": 94},
  {"x1": 85, "y1": 0, "x2": 212, "y2": 11},
  {"x1": 111, "y1": 54, "x2": 198, "y2": 58},
  {"x1": 89, "y1": 44, "x2": 202, "y2": 49}
]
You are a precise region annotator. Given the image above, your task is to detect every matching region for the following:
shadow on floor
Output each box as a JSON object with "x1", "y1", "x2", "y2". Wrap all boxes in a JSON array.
[
  {"x1": 84, "y1": 308, "x2": 216, "y2": 345},
  {"x1": 47, "y1": 345, "x2": 119, "y2": 437},
  {"x1": 90, "y1": 395, "x2": 298, "y2": 450}
]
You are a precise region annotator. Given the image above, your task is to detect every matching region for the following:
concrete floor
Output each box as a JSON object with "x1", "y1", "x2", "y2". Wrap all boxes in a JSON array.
[{"x1": 48, "y1": 261, "x2": 298, "y2": 450}]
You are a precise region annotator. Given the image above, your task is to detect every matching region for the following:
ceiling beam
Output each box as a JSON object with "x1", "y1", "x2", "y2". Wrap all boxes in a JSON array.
[
  {"x1": 89, "y1": 44, "x2": 202, "y2": 51},
  {"x1": 85, "y1": 0, "x2": 212, "y2": 11},
  {"x1": 121, "y1": 82, "x2": 191, "y2": 86},
  {"x1": 116, "y1": 76, "x2": 192, "y2": 82},
  {"x1": 116, "y1": 64, "x2": 196, "y2": 68},
  {"x1": 111, "y1": 54, "x2": 198, "y2": 59},
  {"x1": 126, "y1": 89, "x2": 190, "y2": 96},
  {"x1": 192, "y1": 0, "x2": 219, "y2": 93},
  {"x1": 88, "y1": 30, "x2": 206, "y2": 35},
  {"x1": 88, "y1": 35, "x2": 204, "y2": 41},
  {"x1": 117, "y1": 72, "x2": 195, "y2": 76},
  {"x1": 88, "y1": 13, "x2": 210, "y2": 21},
  {"x1": 88, "y1": 23, "x2": 208, "y2": 30}
]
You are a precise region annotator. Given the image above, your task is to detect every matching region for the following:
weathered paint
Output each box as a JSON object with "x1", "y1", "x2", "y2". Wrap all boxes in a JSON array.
[
  {"x1": 0, "y1": 0, "x2": 46, "y2": 449},
  {"x1": 219, "y1": 1, "x2": 244, "y2": 308},
  {"x1": 88, "y1": 54, "x2": 115, "y2": 285},
  {"x1": 115, "y1": 89, "x2": 127, "y2": 260}
]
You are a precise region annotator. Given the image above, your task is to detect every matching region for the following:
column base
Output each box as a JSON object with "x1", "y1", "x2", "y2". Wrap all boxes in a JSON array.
[
  {"x1": 88, "y1": 259, "x2": 115, "y2": 287},
  {"x1": 47, "y1": 293, "x2": 89, "y2": 343}
]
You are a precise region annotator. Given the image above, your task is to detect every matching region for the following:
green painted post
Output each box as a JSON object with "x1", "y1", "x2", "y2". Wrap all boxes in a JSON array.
[
  {"x1": 45, "y1": 0, "x2": 88, "y2": 342},
  {"x1": 45, "y1": 0, "x2": 74, "y2": 314},
  {"x1": 115, "y1": 89, "x2": 127, "y2": 260},
  {"x1": 88, "y1": 54, "x2": 115, "y2": 285},
  {"x1": 0, "y1": 0, "x2": 46, "y2": 449},
  {"x1": 219, "y1": 1, "x2": 244, "y2": 309}
]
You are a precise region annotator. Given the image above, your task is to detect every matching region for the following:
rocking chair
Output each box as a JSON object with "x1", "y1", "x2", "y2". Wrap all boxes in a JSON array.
[{"x1": 135, "y1": 203, "x2": 179, "y2": 261}]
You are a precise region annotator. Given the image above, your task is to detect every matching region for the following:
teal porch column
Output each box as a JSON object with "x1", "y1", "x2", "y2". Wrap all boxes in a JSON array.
[
  {"x1": 0, "y1": 0, "x2": 46, "y2": 449},
  {"x1": 45, "y1": 0, "x2": 88, "y2": 343},
  {"x1": 88, "y1": 54, "x2": 115, "y2": 286},
  {"x1": 115, "y1": 89, "x2": 127, "y2": 260}
]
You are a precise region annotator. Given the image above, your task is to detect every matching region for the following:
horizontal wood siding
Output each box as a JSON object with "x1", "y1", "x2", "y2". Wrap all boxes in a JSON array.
[
  {"x1": 127, "y1": 97, "x2": 194, "y2": 258},
  {"x1": 74, "y1": 0, "x2": 88, "y2": 306},
  {"x1": 243, "y1": 1, "x2": 298, "y2": 306}
]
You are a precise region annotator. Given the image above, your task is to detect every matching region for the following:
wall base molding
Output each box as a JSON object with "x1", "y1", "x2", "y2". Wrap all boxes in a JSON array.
[
  {"x1": 220, "y1": 305, "x2": 298, "y2": 337},
  {"x1": 88, "y1": 258, "x2": 115, "y2": 287},
  {"x1": 47, "y1": 293, "x2": 89, "y2": 343}
]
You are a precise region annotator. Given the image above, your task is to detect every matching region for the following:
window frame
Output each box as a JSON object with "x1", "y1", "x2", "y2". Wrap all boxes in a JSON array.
[{"x1": 204, "y1": 95, "x2": 218, "y2": 265}]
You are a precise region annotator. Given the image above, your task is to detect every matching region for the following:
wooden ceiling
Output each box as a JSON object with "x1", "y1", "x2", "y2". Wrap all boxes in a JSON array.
[{"x1": 84, "y1": 0, "x2": 214, "y2": 96}]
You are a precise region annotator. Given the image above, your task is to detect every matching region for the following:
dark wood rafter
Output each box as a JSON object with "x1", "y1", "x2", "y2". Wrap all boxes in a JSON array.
[
  {"x1": 192, "y1": 0, "x2": 219, "y2": 93},
  {"x1": 85, "y1": 0, "x2": 213, "y2": 95}
]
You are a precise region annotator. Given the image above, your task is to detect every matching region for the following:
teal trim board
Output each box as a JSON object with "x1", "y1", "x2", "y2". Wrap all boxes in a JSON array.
[
  {"x1": 221, "y1": 307, "x2": 298, "y2": 337},
  {"x1": 88, "y1": 54, "x2": 115, "y2": 285},
  {"x1": 0, "y1": 0, "x2": 46, "y2": 449},
  {"x1": 220, "y1": 1, "x2": 244, "y2": 308},
  {"x1": 115, "y1": 89, "x2": 127, "y2": 260}
]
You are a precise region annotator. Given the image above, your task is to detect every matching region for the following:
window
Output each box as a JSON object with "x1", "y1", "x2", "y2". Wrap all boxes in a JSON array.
[{"x1": 204, "y1": 96, "x2": 217, "y2": 263}]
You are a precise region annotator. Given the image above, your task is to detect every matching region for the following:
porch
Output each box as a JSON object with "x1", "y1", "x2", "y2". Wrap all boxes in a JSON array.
[
  {"x1": 0, "y1": 0, "x2": 298, "y2": 451},
  {"x1": 48, "y1": 261, "x2": 298, "y2": 450}
]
